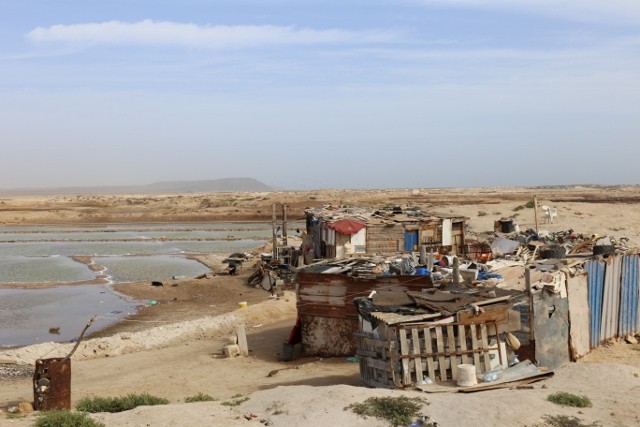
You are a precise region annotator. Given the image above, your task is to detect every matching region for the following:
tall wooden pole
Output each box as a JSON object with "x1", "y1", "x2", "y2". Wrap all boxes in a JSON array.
[
  {"x1": 282, "y1": 204, "x2": 288, "y2": 247},
  {"x1": 272, "y1": 203, "x2": 277, "y2": 258},
  {"x1": 533, "y1": 195, "x2": 539, "y2": 235}
]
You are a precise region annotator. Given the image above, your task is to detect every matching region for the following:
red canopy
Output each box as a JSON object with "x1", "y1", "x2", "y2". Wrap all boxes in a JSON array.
[{"x1": 328, "y1": 218, "x2": 366, "y2": 235}]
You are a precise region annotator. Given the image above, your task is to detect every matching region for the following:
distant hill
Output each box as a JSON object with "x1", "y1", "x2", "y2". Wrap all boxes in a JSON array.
[{"x1": 0, "y1": 177, "x2": 274, "y2": 195}]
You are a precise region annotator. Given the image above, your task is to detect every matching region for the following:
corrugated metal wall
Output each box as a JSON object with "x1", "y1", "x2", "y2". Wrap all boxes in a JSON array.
[
  {"x1": 584, "y1": 254, "x2": 640, "y2": 349},
  {"x1": 619, "y1": 255, "x2": 639, "y2": 336}
]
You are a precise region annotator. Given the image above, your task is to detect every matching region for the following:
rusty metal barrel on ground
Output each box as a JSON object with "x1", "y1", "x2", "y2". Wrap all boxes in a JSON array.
[{"x1": 33, "y1": 357, "x2": 71, "y2": 410}]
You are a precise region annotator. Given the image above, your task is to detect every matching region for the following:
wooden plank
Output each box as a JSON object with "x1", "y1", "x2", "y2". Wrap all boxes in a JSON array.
[
  {"x1": 457, "y1": 305, "x2": 509, "y2": 325},
  {"x1": 458, "y1": 324, "x2": 469, "y2": 365},
  {"x1": 399, "y1": 329, "x2": 412, "y2": 385},
  {"x1": 480, "y1": 324, "x2": 492, "y2": 372},
  {"x1": 435, "y1": 327, "x2": 447, "y2": 382},
  {"x1": 447, "y1": 325, "x2": 458, "y2": 380},
  {"x1": 470, "y1": 324, "x2": 481, "y2": 370},
  {"x1": 425, "y1": 327, "x2": 436, "y2": 382},
  {"x1": 412, "y1": 328, "x2": 424, "y2": 383}
]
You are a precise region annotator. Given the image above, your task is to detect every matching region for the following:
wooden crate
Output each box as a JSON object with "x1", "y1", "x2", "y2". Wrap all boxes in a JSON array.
[{"x1": 356, "y1": 321, "x2": 502, "y2": 388}]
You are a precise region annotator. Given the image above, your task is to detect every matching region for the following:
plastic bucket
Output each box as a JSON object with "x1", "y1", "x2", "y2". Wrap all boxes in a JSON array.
[{"x1": 456, "y1": 364, "x2": 477, "y2": 387}]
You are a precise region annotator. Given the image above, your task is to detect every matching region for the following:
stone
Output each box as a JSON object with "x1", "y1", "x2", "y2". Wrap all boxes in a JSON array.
[
  {"x1": 624, "y1": 335, "x2": 638, "y2": 345},
  {"x1": 223, "y1": 344, "x2": 241, "y2": 358}
]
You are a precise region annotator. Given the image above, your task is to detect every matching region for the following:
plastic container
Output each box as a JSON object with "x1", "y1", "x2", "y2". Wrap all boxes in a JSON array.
[
  {"x1": 238, "y1": 301, "x2": 248, "y2": 308},
  {"x1": 456, "y1": 364, "x2": 477, "y2": 387}
]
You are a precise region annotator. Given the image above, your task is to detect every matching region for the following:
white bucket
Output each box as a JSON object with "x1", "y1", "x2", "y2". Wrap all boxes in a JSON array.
[{"x1": 456, "y1": 364, "x2": 477, "y2": 387}]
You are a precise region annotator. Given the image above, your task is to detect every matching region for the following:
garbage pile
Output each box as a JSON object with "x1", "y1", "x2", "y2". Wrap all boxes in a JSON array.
[{"x1": 472, "y1": 227, "x2": 632, "y2": 264}]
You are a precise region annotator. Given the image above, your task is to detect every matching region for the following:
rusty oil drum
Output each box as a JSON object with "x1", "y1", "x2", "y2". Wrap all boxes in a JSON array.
[{"x1": 33, "y1": 357, "x2": 71, "y2": 410}]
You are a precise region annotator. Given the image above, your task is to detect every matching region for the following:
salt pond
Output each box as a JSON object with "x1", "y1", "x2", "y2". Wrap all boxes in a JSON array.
[{"x1": 0, "y1": 222, "x2": 287, "y2": 348}]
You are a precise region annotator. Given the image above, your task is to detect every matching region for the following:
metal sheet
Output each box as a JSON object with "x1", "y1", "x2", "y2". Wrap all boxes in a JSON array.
[
  {"x1": 33, "y1": 357, "x2": 71, "y2": 411},
  {"x1": 566, "y1": 273, "x2": 590, "y2": 360},
  {"x1": 585, "y1": 259, "x2": 605, "y2": 348},
  {"x1": 533, "y1": 292, "x2": 570, "y2": 370},
  {"x1": 296, "y1": 271, "x2": 433, "y2": 356},
  {"x1": 601, "y1": 256, "x2": 622, "y2": 342},
  {"x1": 301, "y1": 315, "x2": 358, "y2": 357},
  {"x1": 619, "y1": 255, "x2": 640, "y2": 337}
]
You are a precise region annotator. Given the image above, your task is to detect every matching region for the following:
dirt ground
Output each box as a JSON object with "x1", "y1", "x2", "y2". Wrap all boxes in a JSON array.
[{"x1": 2, "y1": 186, "x2": 640, "y2": 426}]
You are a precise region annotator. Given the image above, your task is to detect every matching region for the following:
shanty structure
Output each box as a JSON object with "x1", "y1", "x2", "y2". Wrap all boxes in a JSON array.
[
  {"x1": 303, "y1": 205, "x2": 468, "y2": 261},
  {"x1": 295, "y1": 257, "x2": 434, "y2": 357}
]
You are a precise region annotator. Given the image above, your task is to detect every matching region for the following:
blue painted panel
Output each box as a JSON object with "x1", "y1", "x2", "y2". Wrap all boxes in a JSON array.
[
  {"x1": 585, "y1": 259, "x2": 606, "y2": 349},
  {"x1": 404, "y1": 231, "x2": 418, "y2": 252},
  {"x1": 619, "y1": 255, "x2": 640, "y2": 337}
]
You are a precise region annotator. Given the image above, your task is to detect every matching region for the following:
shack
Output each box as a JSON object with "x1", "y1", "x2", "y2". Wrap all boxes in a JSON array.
[
  {"x1": 303, "y1": 205, "x2": 468, "y2": 262},
  {"x1": 295, "y1": 256, "x2": 434, "y2": 357}
]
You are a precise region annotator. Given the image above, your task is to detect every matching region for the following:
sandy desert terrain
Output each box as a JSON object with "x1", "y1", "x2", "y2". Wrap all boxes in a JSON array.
[{"x1": 1, "y1": 186, "x2": 640, "y2": 427}]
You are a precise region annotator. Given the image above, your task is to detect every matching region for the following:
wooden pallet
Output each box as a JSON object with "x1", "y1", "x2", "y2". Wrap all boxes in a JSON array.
[{"x1": 356, "y1": 321, "x2": 501, "y2": 388}]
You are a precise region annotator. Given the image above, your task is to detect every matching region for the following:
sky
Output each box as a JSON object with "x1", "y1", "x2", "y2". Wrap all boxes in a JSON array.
[{"x1": 1, "y1": 0, "x2": 639, "y2": 190}]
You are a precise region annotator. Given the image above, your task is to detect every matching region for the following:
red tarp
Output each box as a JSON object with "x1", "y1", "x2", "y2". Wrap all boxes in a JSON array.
[{"x1": 328, "y1": 218, "x2": 366, "y2": 235}]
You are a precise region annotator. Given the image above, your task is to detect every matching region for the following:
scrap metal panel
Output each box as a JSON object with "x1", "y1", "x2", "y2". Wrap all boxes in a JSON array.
[
  {"x1": 533, "y1": 292, "x2": 570, "y2": 370},
  {"x1": 301, "y1": 315, "x2": 358, "y2": 356},
  {"x1": 585, "y1": 259, "x2": 605, "y2": 348},
  {"x1": 33, "y1": 357, "x2": 71, "y2": 411},
  {"x1": 619, "y1": 254, "x2": 640, "y2": 337},
  {"x1": 566, "y1": 273, "x2": 590, "y2": 360},
  {"x1": 601, "y1": 256, "x2": 622, "y2": 342}
]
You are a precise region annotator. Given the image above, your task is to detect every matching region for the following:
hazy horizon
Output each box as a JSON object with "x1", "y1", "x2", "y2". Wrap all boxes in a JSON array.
[{"x1": 2, "y1": 1, "x2": 639, "y2": 190}]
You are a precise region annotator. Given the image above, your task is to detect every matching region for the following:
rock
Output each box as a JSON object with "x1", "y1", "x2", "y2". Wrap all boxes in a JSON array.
[
  {"x1": 624, "y1": 335, "x2": 638, "y2": 345},
  {"x1": 223, "y1": 344, "x2": 241, "y2": 358},
  {"x1": 120, "y1": 333, "x2": 132, "y2": 340},
  {"x1": 18, "y1": 402, "x2": 34, "y2": 413}
]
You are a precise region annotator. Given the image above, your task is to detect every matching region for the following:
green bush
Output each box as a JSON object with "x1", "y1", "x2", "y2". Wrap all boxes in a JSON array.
[
  {"x1": 35, "y1": 410, "x2": 105, "y2": 427},
  {"x1": 76, "y1": 392, "x2": 169, "y2": 413},
  {"x1": 221, "y1": 394, "x2": 250, "y2": 407},
  {"x1": 547, "y1": 392, "x2": 592, "y2": 408},
  {"x1": 345, "y1": 396, "x2": 428, "y2": 427},
  {"x1": 543, "y1": 414, "x2": 602, "y2": 427},
  {"x1": 185, "y1": 392, "x2": 217, "y2": 403}
]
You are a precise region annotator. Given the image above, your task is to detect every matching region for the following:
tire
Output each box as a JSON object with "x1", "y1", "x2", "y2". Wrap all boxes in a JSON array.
[
  {"x1": 539, "y1": 244, "x2": 566, "y2": 259},
  {"x1": 593, "y1": 245, "x2": 616, "y2": 256}
]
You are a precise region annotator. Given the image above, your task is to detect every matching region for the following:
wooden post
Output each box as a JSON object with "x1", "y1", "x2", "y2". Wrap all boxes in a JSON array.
[
  {"x1": 452, "y1": 256, "x2": 460, "y2": 284},
  {"x1": 272, "y1": 203, "x2": 277, "y2": 258},
  {"x1": 533, "y1": 195, "x2": 539, "y2": 235},
  {"x1": 419, "y1": 245, "x2": 427, "y2": 265},
  {"x1": 525, "y1": 267, "x2": 535, "y2": 342},
  {"x1": 282, "y1": 204, "x2": 288, "y2": 247},
  {"x1": 237, "y1": 324, "x2": 249, "y2": 357}
]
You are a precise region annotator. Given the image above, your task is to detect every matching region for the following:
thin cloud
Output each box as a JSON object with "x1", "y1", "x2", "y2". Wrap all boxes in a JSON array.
[
  {"x1": 421, "y1": 0, "x2": 640, "y2": 24},
  {"x1": 26, "y1": 20, "x2": 398, "y2": 49}
]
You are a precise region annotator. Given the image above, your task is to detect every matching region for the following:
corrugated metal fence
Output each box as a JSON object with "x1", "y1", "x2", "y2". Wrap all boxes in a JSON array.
[{"x1": 584, "y1": 253, "x2": 640, "y2": 349}]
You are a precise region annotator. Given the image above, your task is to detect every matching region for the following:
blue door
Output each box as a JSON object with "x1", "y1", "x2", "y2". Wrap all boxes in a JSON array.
[{"x1": 405, "y1": 230, "x2": 418, "y2": 252}]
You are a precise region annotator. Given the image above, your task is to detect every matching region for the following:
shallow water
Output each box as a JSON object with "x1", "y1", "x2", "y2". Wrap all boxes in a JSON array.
[
  {"x1": 0, "y1": 222, "x2": 287, "y2": 347},
  {"x1": 0, "y1": 285, "x2": 140, "y2": 348}
]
